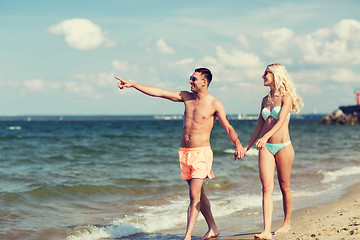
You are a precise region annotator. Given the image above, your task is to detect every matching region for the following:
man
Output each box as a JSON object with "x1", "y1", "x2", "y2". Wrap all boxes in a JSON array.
[{"x1": 116, "y1": 68, "x2": 246, "y2": 240}]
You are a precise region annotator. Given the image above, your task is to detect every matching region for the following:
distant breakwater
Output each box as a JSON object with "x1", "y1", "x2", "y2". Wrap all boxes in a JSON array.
[{"x1": 318, "y1": 105, "x2": 360, "y2": 124}]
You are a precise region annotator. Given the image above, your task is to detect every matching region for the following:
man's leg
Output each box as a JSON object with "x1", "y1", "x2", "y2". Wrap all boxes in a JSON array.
[
  {"x1": 184, "y1": 178, "x2": 204, "y2": 240},
  {"x1": 199, "y1": 186, "x2": 220, "y2": 239}
]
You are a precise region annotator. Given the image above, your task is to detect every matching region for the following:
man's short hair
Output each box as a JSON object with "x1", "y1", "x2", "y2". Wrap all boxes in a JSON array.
[{"x1": 195, "y1": 68, "x2": 212, "y2": 86}]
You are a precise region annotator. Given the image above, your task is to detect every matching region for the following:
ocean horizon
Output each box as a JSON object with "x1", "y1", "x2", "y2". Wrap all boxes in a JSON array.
[{"x1": 0, "y1": 113, "x2": 323, "y2": 121}]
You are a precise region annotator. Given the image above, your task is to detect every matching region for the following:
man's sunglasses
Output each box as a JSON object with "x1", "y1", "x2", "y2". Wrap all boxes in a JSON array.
[
  {"x1": 189, "y1": 76, "x2": 197, "y2": 81},
  {"x1": 190, "y1": 76, "x2": 206, "y2": 81}
]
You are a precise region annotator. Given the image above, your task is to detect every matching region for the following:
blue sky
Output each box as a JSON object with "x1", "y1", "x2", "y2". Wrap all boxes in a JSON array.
[{"x1": 1, "y1": 0, "x2": 359, "y2": 116}]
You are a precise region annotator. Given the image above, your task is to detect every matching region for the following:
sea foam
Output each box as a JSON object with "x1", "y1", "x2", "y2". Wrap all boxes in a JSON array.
[
  {"x1": 65, "y1": 223, "x2": 142, "y2": 240},
  {"x1": 65, "y1": 193, "x2": 265, "y2": 239},
  {"x1": 7, "y1": 126, "x2": 21, "y2": 130},
  {"x1": 320, "y1": 166, "x2": 360, "y2": 183}
]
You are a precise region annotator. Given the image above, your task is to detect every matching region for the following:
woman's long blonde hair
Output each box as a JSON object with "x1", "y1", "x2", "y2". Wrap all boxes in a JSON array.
[{"x1": 267, "y1": 63, "x2": 304, "y2": 113}]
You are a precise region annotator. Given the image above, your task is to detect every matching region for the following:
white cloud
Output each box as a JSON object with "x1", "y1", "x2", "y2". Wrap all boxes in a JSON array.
[
  {"x1": 197, "y1": 56, "x2": 223, "y2": 76},
  {"x1": 156, "y1": 38, "x2": 175, "y2": 54},
  {"x1": 161, "y1": 47, "x2": 265, "y2": 85},
  {"x1": 0, "y1": 79, "x2": 20, "y2": 87},
  {"x1": 112, "y1": 60, "x2": 140, "y2": 74},
  {"x1": 56, "y1": 71, "x2": 119, "y2": 100},
  {"x1": 292, "y1": 69, "x2": 328, "y2": 82},
  {"x1": 296, "y1": 83, "x2": 324, "y2": 96},
  {"x1": 24, "y1": 79, "x2": 44, "y2": 92},
  {"x1": 64, "y1": 81, "x2": 102, "y2": 99},
  {"x1": 216, "y1": 46, "x2": 263, "y2": 69},
  {"x1": 48, "y1": 18, "x2": 114, "y2": 50},
  {"x1": 299, "y1": 36, "x2": 352, "y2": 64},
  {"x1": 139, "y1": 38, "x2": 175, "y2": 54},
  {"x1": 165, "y1": 58, "x2": 194, "y2": 67},
  {"x1": 73, "y1": 72, "x2": 114, "y2": 87},
  {"x1": 262, "y1": 19, "x2": 360, "y2": 65},
  {"x1": 333, "y1": 19, "x2": 360, "y2": 41},
  {"x1": 278, "y1": 58, "x2": 293, "y2": 65},
  {"x1": 23, "y1": 79, "x2": 60, "y2": 92},
  {"x1": 236, "y1": 35, "x2": 249, "y2": 47},
  {"x1": 263, "y1": 28, "x2": 295, "y2": 55},
  {"x1": 96, "y1": 72, "x2": 115, "y2": 87},
  {"x1": 201, "y1": 56, "x2": 218, "y2": 66},
  {"x1": 330, "y1": 68, "x2": 360, "y2": 83}
]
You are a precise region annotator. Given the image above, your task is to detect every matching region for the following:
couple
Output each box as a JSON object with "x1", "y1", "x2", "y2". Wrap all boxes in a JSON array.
[{"x1": 116, "y1": 64, "x2": 303, "y2": 240}]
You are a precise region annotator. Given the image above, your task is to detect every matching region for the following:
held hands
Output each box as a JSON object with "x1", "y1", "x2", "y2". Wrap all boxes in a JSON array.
[
  {"x1": 234, "y1": 145, "x2": 246, "y2": 161},
  {"x1": 255, "y1": 136, "x2": 268, "y2": 150},
  {"x1": 115, "y1": 77, "x2": 133, "y2": 89}
]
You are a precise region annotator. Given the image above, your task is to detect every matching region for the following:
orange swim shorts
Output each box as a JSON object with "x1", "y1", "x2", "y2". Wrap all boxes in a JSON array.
[{"x1": 178, "y1": 146, "x2": 215, "y2": 180}]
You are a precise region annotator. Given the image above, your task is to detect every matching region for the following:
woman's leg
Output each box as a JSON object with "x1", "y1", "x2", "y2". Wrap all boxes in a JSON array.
[
  {"x1": 274, "y1": 144, "x2": 294, "y2": 235},
  {"x1": 255, "y1": 149, "x2": 276, "y2": 239}
]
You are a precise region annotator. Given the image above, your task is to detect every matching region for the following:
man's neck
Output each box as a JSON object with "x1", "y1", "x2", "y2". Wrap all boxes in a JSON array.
[{"x1": 194, "y1": 89, "x2": 209, "y2": 99}]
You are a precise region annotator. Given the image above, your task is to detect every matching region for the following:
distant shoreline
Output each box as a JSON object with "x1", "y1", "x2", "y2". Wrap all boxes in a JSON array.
[{"x1": 0, "y1": 114, "x2": 324, "y2": 121}]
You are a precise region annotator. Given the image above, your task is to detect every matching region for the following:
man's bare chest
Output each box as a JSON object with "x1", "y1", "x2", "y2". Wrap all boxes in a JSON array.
[{"x1": 184, "y1": 101, "x2": 215, "y2": 121}]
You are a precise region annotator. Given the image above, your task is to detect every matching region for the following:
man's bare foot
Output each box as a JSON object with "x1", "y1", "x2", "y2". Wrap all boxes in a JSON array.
[
  {"x1": 254, "y1": 231, "x2": 272, "y2": 240},
  {"x1": 274, "y1": 224, "x2": 290, "y2": 235},
  {"x1": 199, "y1": 228, "x2": 220, "y2": 239}
]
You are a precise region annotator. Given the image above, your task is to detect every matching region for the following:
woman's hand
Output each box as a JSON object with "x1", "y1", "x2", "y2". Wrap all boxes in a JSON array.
[{"x1": 255, "y1": 137, "x2": 269, "y2": 150}]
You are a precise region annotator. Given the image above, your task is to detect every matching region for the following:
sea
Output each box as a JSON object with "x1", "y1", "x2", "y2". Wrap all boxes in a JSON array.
[{"x1": 0, "y1": 115, "x2": 359, "y2": 240}]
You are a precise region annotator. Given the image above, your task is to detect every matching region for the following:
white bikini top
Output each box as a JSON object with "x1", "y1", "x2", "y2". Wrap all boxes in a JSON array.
[{"x1": 261, "y1": 106, "x2": 291, "y2": 120}]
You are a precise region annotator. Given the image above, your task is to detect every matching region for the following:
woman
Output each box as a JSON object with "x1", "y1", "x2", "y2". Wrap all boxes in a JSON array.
[{"x1": 244, "y1": 63, "x2": 303, "y2": 240}]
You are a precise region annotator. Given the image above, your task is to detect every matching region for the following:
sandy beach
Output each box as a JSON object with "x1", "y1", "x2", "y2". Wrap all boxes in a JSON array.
[
  {"x1": 274, "y1": 182, "x2": 360, "y2": 240},
  {"x1": 217, "y1": 182, "x2": 360, "y2": 240}
]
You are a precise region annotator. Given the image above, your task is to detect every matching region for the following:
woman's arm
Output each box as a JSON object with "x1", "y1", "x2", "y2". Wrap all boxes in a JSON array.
[{"x1": 244, "y1": 98, "x2": 266, "y2": 151}]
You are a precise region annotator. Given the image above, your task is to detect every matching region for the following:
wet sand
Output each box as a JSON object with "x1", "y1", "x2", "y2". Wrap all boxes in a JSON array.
[
  {"x1": 115, "y1": 182, "x2": 360, "y2": 240},
  {"x1": 219, "y1": 182, "x2": 360, "y2": 240}
]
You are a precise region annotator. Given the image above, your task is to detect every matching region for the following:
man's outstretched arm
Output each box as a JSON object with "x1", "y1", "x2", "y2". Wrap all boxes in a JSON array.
[{"x1": 116, "y1": 77, "x2": 183, "y2": 102}]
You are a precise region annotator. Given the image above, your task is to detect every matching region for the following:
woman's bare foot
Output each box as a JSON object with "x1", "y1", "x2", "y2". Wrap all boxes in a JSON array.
[
  {"x1": 254, "y1": 231, "x2": 272, "y2": 240},
  {"x1": 199, "y1": 228, "x2": 220, "y2": 239},
  {"x1": 274, "y1": 223, "x2": 290, "y2": 235}
]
